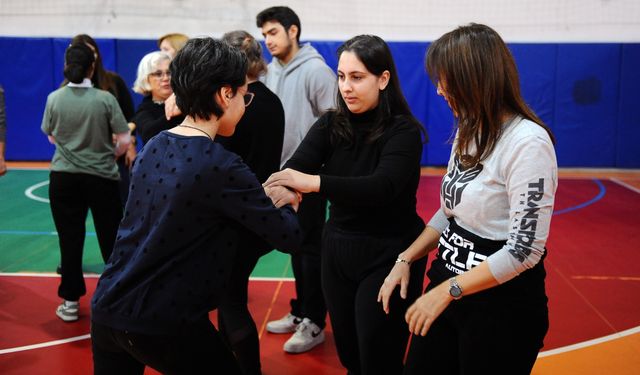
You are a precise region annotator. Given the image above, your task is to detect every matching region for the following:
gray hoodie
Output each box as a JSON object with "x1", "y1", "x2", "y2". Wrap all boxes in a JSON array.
[{"x1": 262, "y1": 43, "x2": 337, "y2": 166}]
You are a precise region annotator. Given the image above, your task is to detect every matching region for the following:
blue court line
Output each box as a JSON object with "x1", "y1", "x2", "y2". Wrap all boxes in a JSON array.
[
  {"x1": 553, "y1": 178, "x2": 606, "y2": 215},
  {"x1": 0, "y1": 230, "x2": 96, "y2": 236}
]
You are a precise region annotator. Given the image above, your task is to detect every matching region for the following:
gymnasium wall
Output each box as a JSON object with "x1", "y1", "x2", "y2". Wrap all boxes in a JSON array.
[{"x1": 1, "y1": 1, "x2": 639, "y2": 167}]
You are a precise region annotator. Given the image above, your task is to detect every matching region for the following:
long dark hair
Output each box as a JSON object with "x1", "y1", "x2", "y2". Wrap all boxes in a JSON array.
[
  {"x1": 426, "y1": 23, "x2": 555, "y2": 167},
  {"x1": 64, "y1": 43, "x2": 95, "y2": 84},
  {"x1": 333, "y1": 35, "x2": 424, "y2": 146},
  {"x1": 67, "y1": 34, "x2": 115, "y2": 94}
]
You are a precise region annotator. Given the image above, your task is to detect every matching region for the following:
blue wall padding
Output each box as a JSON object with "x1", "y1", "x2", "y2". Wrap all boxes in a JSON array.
[
  {"x1": 509, "y1": 44, "x2": 558, "y2": 130},
  {"x1": 554, "y1": 44, "x2": 621, "y2": 167},
  {"x1": 0, "y1": 37, "x2": 639, "y2": 168},
  {"x1": 0, "y1": 38, "x2": 56, "y2": 160},
  {"x1": 617, "y1": 44, "x2": 640, "y2": 168}
]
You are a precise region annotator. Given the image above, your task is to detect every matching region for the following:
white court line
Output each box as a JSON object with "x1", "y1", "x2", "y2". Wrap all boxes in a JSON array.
[
  {"x1": 538, "y1": 326, "x2": 640, "y2": 357},
  {"x1": 0, "y1": 334, "x2": 90, "y2": 355},
  {"x1": 1, "y1": 273, "x2": 637, "y2": 358},
  {"x1": 610, "y1": 178, "x2": 640, "y2": 194},
  {"x1": 24, "y1": 180, "x2": 50, "y2": 203}
]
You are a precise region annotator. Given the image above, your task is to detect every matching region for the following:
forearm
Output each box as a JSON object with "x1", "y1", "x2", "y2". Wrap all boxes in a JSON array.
[
  {"x1": 449, "y1": 261, "x2": 499, "y2": 298},
  {"x1": 398, "y1": 225, "x2": 441, "y2": 263}
]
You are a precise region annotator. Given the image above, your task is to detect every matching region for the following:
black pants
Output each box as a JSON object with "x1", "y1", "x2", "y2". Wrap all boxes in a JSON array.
[
  {"x1": 91, "y1": 319, "x2": 242, "y2": 375},
  {"x1": 321, "y1": 223, "x2": 427, "y2": 375},
  {"x1": 403, "y1": 288, "x2": 548, "y2": 375},
  {"x1": 49, "y1": 171, "x2": 122, "y2": 301},
  {"x1": 404, "y1": 219, "x2": 549, "y2": 375},
  {"x1": 218, "y1": 233, "x2": 268, "y2": 375},
  {"x1": 289, "y1": 193, "x2": 327, "y2": 328}
]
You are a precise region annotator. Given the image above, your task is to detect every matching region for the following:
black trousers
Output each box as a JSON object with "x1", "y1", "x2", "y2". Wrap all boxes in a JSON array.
[
  {"x1": 91, "y1": 319, "x2": 242, "y2": 375},
  {"x1": 321, "y1": 223, "x2": 427, "y2": 375},
  {"x1": 49, "y1": 171, "x2": 122, "y2": 301},
  {"x1": 404, "y1": 219, "x2": 549, "y2": 375},
  {"x1": 218, "y1": 232, "x2": 268, "y2": 375},
  {"x1": 403, "y1": 286, "x2": 548, "y2": 375},
  {"x1": 289, "y1": 193, "x2": 327, "y2": 328}
]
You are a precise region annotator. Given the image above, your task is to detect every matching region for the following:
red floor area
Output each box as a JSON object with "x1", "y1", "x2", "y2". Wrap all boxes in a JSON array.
[{"x1": 1, "y1": 176, "x2": 639, "y2": 374}]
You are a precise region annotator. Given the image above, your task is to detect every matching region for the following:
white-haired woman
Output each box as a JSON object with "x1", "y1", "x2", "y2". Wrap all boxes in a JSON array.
[{"x1": 132, "y1": 51, "x2": 184, "y2": 144}]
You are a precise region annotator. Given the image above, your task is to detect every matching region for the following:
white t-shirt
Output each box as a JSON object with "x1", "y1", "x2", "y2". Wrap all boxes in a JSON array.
[{"x1": 428, "y1": 116, "x2": 558, "y2": 283}]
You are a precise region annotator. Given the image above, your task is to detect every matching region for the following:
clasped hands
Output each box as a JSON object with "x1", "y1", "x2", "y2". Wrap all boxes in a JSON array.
[{"x1": 263, "y1": 168, "x2": 320, "y2": 212}]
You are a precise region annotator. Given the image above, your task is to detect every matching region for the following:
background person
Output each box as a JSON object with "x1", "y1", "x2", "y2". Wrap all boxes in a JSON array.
[
  {"x1": 158, "y1": 32, "x2": 188, "y2": 58},
  {"x1": 377, "y1": 23, "x2": 557, "y2": 375},
  {"x1": 42, "y1": 43, "x2": 130, "y2": 322},
  {"x1": 256, "y1": 5, "x2": 336, "y2": 354},
  {"x1": 131, "y1": 51, "x2": 184, "y2": 144},
  {"x1": 90, "y1": 37, "x2": 301, "y2": 375},
  {"x1": 216, "y1": 30, "x2": 285, "y2": 375},
  {"x1": 264, "y1": 34, "x2": 428, "y2": 375},
  {"x1": 67, "y1": 34, "x2": 136, "y2": 204}
]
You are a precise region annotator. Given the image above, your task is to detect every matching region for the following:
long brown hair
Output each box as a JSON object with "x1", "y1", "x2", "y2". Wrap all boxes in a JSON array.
[
  {"x1": 221, "y1": 30, "x2": 267, "y2": 80},
  {"x1": 426, "y1": 23, "x2": 555, "y2": 167}
]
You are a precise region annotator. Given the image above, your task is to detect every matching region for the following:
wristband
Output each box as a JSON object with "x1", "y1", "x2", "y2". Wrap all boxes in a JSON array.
[{"x1": 395, "y1": 257, "x2": 410, "y2": 266}]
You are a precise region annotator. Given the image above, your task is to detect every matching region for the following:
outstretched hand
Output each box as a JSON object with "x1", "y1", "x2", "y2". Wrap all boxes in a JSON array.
[
  {"x1": 263, "y1": 168, "x2": 320, "y2": 194},
  {"x1": 377, "y1": 262, "x2": 411, "y2": 314}
]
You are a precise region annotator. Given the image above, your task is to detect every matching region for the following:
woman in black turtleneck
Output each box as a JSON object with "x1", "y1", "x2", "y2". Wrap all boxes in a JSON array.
[
  {"x1": 263, "y1": 35, "x2": 428, "y2": 375},
  {"x1": 131, "y1": 51, "x2": 185, "y2": 145}
]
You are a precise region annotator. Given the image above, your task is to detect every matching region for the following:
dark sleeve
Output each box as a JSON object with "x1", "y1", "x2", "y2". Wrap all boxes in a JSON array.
[
  {"x1": 283, "y1": 113, "x2": 332, "y2": 174},
  {"x1": 320, "y1": 119, "x2": 422, "y2": 206},
  {"x1": 218, "y1": 155, "x2": 302, "y2": 253},
  {"x1": 110, "y1": 73, "x2": 135, "y2": 121},
  {"x1": 133, "y1": 101, "x2": 182, "y2": 144}
]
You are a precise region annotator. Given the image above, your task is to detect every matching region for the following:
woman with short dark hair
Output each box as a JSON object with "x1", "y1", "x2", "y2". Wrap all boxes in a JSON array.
[
  {"x1": 378, "y1": 23, "x2": 557, "y2": 375},
  {"x1": 90, "y1": 37, "x2": 302, "y2": 375}
]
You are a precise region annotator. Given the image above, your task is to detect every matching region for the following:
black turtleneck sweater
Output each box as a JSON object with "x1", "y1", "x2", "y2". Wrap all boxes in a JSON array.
[
  {"x1": 284, "y1": 110, "x2": 425, "y2": 236},
  {"x1": 132, "y1": 96, "x2": 185, "y2": 144}
]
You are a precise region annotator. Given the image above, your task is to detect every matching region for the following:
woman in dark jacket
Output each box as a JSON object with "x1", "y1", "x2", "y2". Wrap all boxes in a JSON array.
[{"x1": 90, "y1": 37, "x2": 301, "y2": 375}]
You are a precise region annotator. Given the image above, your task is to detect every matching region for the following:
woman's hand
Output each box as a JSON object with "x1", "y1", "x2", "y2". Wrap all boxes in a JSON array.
[
  {"x1": 265, "y1": 185, "x2": 301, "y2": 211},
  {"x1": 164, "y1": 94, "x2": 181, "y2": 120},
  {"x1": 377, "y1": 261, "x2": 411, "y2": 314},
  {"x1": 405, "y1": 281, "x2": 452, "y2": 336},
  {"x1": 263, "y1": 168, "x2": 320, "y2": 193},
  {"x1": 124, "y1": 143, "x2": 137, "y2": 168}
]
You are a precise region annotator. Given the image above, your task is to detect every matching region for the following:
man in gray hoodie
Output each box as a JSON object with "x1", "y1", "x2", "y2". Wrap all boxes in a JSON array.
[{"x1": 257, "y1": 6, "x2": 336, "y2": 354}]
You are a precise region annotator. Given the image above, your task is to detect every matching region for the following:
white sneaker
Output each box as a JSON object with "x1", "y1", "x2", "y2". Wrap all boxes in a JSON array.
[
  {"x1": 266, "y1": 313, "x2": 302, "y2": 334},
  {"x1": 283, "y1": 318, "x2": 325, "y2": 354},
  {"x1": 56, "y1": 300, "x2": 79, "y2": 322}
]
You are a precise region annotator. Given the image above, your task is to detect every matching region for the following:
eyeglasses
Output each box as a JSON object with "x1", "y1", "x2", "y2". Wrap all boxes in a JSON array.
[
  {"x1": 243, "y1": 92, "x2": 255, "y2": 107},
  {"x1": 149, "y1": 70, "x2": 171, "y2": 79}
]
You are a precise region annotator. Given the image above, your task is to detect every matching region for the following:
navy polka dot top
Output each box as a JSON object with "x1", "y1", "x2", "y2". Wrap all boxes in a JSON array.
[{"x1": 91, "y1": 131, "x2": 301, "y2": 335}]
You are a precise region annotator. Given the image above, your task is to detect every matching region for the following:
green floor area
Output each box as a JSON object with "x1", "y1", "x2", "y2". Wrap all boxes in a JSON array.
[{"x1": 0, "y1": 169, "x2": 293, "y2": 277}]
